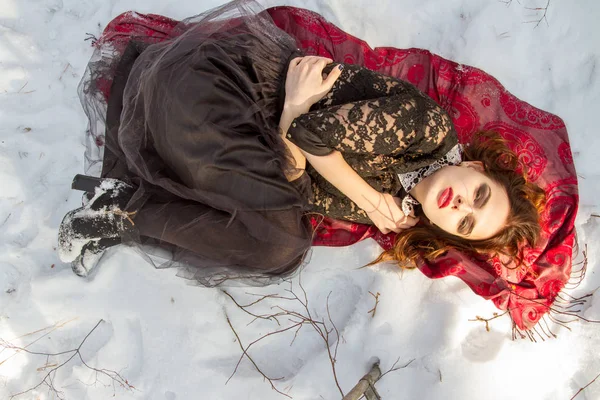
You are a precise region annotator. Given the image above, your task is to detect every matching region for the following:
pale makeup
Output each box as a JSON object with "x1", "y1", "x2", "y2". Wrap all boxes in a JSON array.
[{"x1": 409, "y1": 162, "x2": 510, "y2": 240}]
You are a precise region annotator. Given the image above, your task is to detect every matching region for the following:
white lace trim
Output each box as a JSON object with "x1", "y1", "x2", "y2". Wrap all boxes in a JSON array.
[{"x1": 397, "y1": 143, "x2": 463, "y2": 216}]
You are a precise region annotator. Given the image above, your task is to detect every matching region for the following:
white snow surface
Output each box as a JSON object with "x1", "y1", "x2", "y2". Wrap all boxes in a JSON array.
[{"x1": 1, "y1": 0, "x2": 599, "y2": 399}]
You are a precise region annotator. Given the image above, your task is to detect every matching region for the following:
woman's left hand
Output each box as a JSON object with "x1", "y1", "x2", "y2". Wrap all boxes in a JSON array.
[
  {"x1": 284, "y1": 56, "x2": 343, "y2": 118},
  {"x1": 363, "y1": 193, "x2": 420, "y2": 234}
]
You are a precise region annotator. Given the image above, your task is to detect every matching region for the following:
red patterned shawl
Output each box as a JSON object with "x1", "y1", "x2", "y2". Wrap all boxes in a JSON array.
[{"x1": 90, "y1": 6, "x2": 580, "y2": 335}]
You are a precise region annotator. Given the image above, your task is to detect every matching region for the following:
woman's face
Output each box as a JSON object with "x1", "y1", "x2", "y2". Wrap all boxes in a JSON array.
[{"x1": 410, "y1": 162, "x2": 510, "y2": 240}]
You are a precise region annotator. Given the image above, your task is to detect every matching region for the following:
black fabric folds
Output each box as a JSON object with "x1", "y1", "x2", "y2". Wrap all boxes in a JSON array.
[
  {"x1": 76, "y1": 0, "x2": 459, "y2": 285},
  {"x1": 79, "y1": 0, "x2": 312, "y2": 286}
]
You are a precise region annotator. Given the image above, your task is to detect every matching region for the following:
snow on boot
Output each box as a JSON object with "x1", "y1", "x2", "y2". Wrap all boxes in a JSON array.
[
  {"x1": 58, "y1": 178, "x2": 136, "y2": 267},
  {"x1": 71, "y1": 237, "x2": 122, "y2": 277}
]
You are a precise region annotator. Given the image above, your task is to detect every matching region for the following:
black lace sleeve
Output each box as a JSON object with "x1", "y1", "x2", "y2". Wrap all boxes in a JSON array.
[
  {"x1": 285, "y1": 63, "x2": 456, "y2": 161},
  {"x1": 315, "y1": 63, "x2": 424, "y2": 108},
  {"x1": 283, "y1": 64, "x2": 458, "y2": 224}
]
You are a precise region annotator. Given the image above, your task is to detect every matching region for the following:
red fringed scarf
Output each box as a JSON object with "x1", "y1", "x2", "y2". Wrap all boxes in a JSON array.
[{"x1": 90, "y1": 6, "x2": 583, "y2": 337}]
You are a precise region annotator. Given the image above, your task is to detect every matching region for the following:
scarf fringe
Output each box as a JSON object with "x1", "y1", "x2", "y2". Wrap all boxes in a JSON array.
[
  {"x1": 511, "y1": 244, "x2": 599, "y2": 341},
  {"x1": 472, "y1": 244, "x2": 597, "y2": 341}
]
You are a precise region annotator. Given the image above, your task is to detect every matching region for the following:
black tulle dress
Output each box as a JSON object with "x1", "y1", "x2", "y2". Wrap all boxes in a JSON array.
[{"x1": 74, "y1": 1, "x2": 457, "y2": 286}]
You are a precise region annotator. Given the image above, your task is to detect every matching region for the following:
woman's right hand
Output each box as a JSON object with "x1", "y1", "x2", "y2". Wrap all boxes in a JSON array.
[
  {"x1": 364, "y1": 193, "x2": 420, "y2": 234},
  {"x1": 284, "y1": 56, "x2": 343, "y2": 118}
]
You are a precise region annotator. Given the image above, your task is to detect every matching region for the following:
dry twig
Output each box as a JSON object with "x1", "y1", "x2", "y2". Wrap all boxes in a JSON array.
[
  {"x1": 367, "y1": 292, "x2": 381, "y2": 318},
  {"x1": 222, "y1": 290, "x2": 293, "y2": 325},
  {"x1": 0, "y1": 318, "x2": 78, "y2": 367},
  {"x1": 570, "y1": 371, "x2": 600, "y2": 400},
  {"x1": 468, "y1": 311, "x2": 509, "y2": 332},
  {"x1": 379, "y1": 356, "x2": 415, "y2": 381},
  {"x1": 500, "y1": 0, "x2": 551, "y2": 28},
  {"x1": 224, "y1": 313, "x2": 291, "y2": 398},
  {"x1": 2, "y1": 81, "x2": 35, "y2": 95},
  {"x1": 0, "y1": 213, "x2": 11, "y2": 227},
  {"x1": 59, "y1": 63, "x2": 73, "y2": 81},
  {"x1": 222, "y1": 277, "x2": 345, "y2": 397},
  {"x1": 2, "y1": 319, "x2": 134, "y2": 399},
  {"x1": 499, "y1": 0, "x2": 521, "y2": 5},
  {"x1": 524, "y1": 0, "x2": 551, "y2": 28}
]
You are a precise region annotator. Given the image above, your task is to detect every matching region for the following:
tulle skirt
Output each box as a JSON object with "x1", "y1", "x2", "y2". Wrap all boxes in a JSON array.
[{"x1": 78, "y1": 0, "x2": 314, "y2": 286}]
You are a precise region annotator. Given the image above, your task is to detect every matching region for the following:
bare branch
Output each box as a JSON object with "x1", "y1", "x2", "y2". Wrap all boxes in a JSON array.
[
  {"x1": 223, "y1": 277, "x2": 345, "y2": 397},
  {"x1": 379, "y1": 357, "x2": 415, "y2": 381},
  {"x1": 0, "y1": 318, "x2": 78, "y2": 366},
  {"x1": 4, "y1": 320, "x2": 134, "y2": 399},
  {"x1": 570, "y1": 371, "x2": 600, "y2": 400},
  {"x1": 324, "y1": 292, "x2": 344, "y2": 397},
  {"x1": 224, "y1": 312, "x2": 291, "y2": 398},
  {"x1": 500, "y1": 0, "x2": 551, "y2": 28},
  {"x1": 367, "y1": 292, "x2": 381, "y2": 318},
  {"x1": 468, "y1": 311, "x2": 509, "y2": 332},
  {"x1": 227, "y1": 319, "x2": 304, "y2": 385},
  {"x1": 524, "y1": 0, "x2": 551, "y2": 28},
  {"x1": 221, "y1": 290, "x2": 282, "y2": 325}
]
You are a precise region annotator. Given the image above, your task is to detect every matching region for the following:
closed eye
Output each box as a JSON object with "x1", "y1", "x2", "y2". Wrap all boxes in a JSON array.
[
  {"x1": 475, "y1": 184, "x2": 491, "y2": 208},
  {"x1": 459, "y1": 184, "x2": 491, "y2": 236},
  {"x1": 458, "y1": 215, "x2": 474, "y2": 236}
]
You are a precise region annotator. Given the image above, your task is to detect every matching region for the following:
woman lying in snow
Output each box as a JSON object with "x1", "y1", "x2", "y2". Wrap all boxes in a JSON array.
[{"x1": 57, "y1": 0, "x2": 545, "y2": 287}]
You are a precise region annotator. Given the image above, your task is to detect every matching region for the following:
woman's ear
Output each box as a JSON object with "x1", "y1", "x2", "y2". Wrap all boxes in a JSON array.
[{"x1": 459, "y1": 161, "x2": 485, "y2": 172}]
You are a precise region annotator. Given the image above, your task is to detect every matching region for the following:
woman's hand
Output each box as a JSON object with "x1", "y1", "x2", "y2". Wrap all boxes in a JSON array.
[
  {"x1": 284, "y1": 56, "x2": 343, "y2": 118},
  {"x1": 363, "y1": 193, "x2": 420, "y2": 234}
]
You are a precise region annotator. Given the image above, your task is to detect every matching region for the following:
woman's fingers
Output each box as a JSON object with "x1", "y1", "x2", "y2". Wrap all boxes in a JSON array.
[
  {"x1": 290, "y1": 57, "x2": 303, "y2": 67},
  {"x1": 313, "y1": 57, "x2": 333, "y2": 66},
  {"x1": 300, "y1": 56, "x2": 332, "y2": 65},
  {"x1": 323, "y1": 64, "x2": 343, "y2": 90},
  {"x1": 393, "y1": 216, "x2": 419, "y2": 231},
  {"x1": 371, "y1": 195, "x2": 420, "y2": 234},
  {"x1": 399, "y1": 215, "x2": 419, "y2": 227}
]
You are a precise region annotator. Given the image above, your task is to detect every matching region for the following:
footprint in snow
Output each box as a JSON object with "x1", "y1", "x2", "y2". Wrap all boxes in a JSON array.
[{"x1": 460, "y1": 326, "x2": 505, "y2": 363}]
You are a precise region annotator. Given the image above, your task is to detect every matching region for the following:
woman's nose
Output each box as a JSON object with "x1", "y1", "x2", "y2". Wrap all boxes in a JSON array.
[{"x1": 451, "y1": 196, "x2": 472, "y2": 212}]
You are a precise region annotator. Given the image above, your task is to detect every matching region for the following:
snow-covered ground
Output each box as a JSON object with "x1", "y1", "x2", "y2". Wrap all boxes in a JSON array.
[{"x1": 1, "y1": 0, "x2": 599, "y2": 399}]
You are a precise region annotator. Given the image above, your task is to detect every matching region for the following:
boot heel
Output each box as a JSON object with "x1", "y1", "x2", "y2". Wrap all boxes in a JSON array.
[{"x1": 71, "y1": 174, "x2": 103, "y2": 192}]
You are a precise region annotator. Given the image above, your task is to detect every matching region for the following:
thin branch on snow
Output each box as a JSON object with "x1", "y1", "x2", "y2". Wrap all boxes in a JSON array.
[
  {"x1": 499, "y1": 0, "x2": 517, "y2": 6},
  {"x1": 222, "y1": 277, "x2": 345, "y2": 398},
  {"x1": 224, "y1": 313, "x2": 291, "y2": 399},
  {"x1": 379, "y1": 357, "x2": 416, "y2": 381},
  {"x1": 1, "y1": 80, "x2": 36, "y2": 95},
  {"x1": 367, "y1": 291, "x2": 381, "y2": 318},
  {"x1": 2, "y1": 320, "x2": 135, "y2": 400},
  {"x1": 499, "y1": 0, "x2": 551, "y2": 28},
  {"x1": 222, "y1": 290, "x2": 285, "y2": 325},
  {"x1": 0, "y1": 318, "x2": 78, "y2": 367},
  {"x1": 523, "y1": 0, "x2": 551, "y2": 28},
  {"x1": 468, "y1": 311, "x2": 509, "y2": 332},
  {"x1": 570, "y1": 371, "x2": 600, "y2": 400}
]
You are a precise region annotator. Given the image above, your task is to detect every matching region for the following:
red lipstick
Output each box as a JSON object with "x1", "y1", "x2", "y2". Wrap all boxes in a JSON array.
[{"x1": 438, "y1": 187, "x2": 453, "y2": 209}]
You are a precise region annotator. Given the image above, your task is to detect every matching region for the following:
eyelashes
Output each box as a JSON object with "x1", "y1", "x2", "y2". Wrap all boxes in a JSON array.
[
  {"x1": 458, "y1": 215, "x2": 473, "y2": 236},
  {"x1": 457, "y1": 183, "x2": 490, "y2": 236}
]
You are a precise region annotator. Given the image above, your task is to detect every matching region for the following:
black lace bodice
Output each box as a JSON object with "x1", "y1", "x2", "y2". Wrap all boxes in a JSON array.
[{"x1": 286, "y1": 64, "x2": 458, "y2": 224}]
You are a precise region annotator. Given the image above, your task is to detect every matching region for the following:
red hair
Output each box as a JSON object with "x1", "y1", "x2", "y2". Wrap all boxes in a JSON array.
[{"x1": 370, "y1": 132, "x2": 546, "y2": 268}]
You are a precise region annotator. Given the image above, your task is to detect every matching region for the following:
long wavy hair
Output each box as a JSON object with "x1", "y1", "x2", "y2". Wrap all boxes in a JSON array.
[{"x1": 371, "y1": 131, "x2": 547, "y2": 269}]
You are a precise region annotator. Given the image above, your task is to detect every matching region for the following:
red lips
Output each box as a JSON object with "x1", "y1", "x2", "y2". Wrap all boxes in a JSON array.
[{"x1": 438, "y1": 187, "x2": 453, "y2": 209}]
